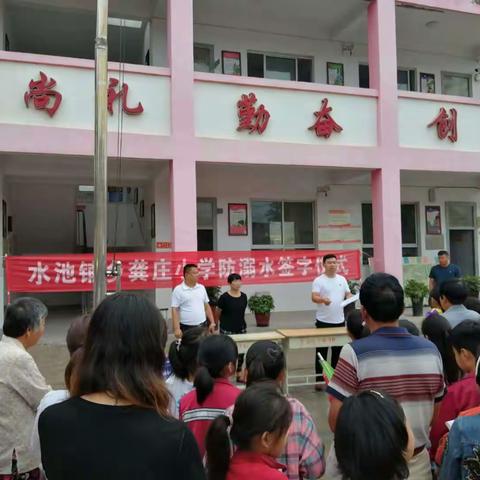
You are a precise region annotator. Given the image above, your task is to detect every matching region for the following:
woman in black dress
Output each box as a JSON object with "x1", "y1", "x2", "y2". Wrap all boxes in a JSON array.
[{"x1": 216, "y1": 273, "x2": 248, "y2": 381}]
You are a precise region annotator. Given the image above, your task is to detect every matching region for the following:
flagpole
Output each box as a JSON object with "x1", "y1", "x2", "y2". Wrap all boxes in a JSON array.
[{"x1": 93, "y1": 0, "x2": 109, "y2": 308}]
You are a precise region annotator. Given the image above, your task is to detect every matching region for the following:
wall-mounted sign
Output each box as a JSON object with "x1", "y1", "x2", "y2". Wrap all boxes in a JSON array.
[
  {"x1": 428, "y1": 107, "x2": 457, "y2": 143},
  {"x1": 425, "y1": 206, "x2": 442, "y2": 235},
  {"x1": 236, "y1": 92, "x2": 270, "y2": 134},
  {"x1": 228, "y1": 203, "x2": 248, "y2": 236},
  {"x1": 309, "y1": 98, "x2": 343, "y2": 138}
]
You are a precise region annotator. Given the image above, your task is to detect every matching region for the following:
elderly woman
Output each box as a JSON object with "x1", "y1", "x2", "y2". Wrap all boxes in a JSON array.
[{"x1": 0, "y1": 297, "x2": 51, "y2": 480}]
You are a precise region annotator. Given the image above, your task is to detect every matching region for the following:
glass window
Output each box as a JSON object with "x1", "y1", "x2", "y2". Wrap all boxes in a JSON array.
[
  {"x1": 442, "y1": 72, "x2": 472, "y2": 97},
  {"x1": 447, "y1": 203, "x2": 475, "y2": 228},
  {"x1": 197, "y1": 200, "x2": 214, "y2": 229},
  {"x1": 397, "y1": 69, "x2": 416, "y2": 91},
  {"x1": 265, "y1": 56, "x2": 296, "y2": 81},
  {"x1": 359, "y1": 64, "x2": 370, "y2": 89},
  {"x1": 284, "y1": 202, "x2": 314, "y2": 245},
  {"x1": 252, "y1": 201, "x2": 282, "y2": 246},
  {"x1": 247, "y1": 52, "x2": 264, "y2": 78},
  {"x1": 194, "y1": 44, "x2": 214, "y2": 73},
  {"x1": 361, "y1": 204, "x2": 373, "y2": 244},
  {"x1": 401, "y1": 204, "x2": 417, "y2": 244},
  {"x1": 297, "y1": 58, "x2": 313, "y2": 82}
]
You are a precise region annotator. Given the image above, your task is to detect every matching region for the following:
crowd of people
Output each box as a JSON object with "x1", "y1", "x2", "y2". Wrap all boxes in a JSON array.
[{"x1": 1, "y1": 253, "x2": 480, "y2": 479}]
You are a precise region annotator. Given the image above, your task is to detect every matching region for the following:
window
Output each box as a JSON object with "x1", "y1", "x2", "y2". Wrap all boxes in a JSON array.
[
  {"x1": 361, "y1": 203, "x2": 418, "y2": 264},
  {"x1": 359, "y1": 64, "x2": 370, "y2": 89},
  {"x1": 397, "y1": 68, "x2": 416, "y2": 91},
  {"x1": 252, "y1": 200, "x2": 314, "y2": 248},
  {"x1": 247, "y1": 53, "x2": 313, "y2": 82},
  {"x1": 194, "y1": 44, "x2": 214, "y2": 73},
  {"x1": 441, "y1": 72, "x2": 472, "y2": 97}
]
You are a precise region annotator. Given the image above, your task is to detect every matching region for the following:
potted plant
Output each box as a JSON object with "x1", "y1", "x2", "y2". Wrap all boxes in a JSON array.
[
  {"x1": 248, "y1": 293, "x2": 275, "y2": 327},
  {"x1": 463, "y1": 275, "x2": 480, "y2": 298},
  {"x1": 404, "y1": 279, "x2": 429, "y2": 317},
  {"x1": 206, "y1": 286, "x2": 221, "y2": 309}
]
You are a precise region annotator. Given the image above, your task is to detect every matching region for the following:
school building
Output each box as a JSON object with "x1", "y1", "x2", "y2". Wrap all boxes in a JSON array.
[{"x1": 0, "y1": 0, "x2": 480, "y2": 313}]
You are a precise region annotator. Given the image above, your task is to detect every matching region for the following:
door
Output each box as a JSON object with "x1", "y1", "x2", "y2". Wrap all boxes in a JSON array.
[
  {"x1": 447, "y1": 202, "x2": 476, "y2": 276},
  {"x1": 197, "y1": 198, "x2": 216, "y2": 251}
]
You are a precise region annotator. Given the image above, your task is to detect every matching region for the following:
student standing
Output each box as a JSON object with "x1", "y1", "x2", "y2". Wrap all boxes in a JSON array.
[
  {"x1": 311, "y1": 254, "x2": 351, "y2": 387},
  {"x1": 429, "y1": 250, "x2": 461, "y2": 290},
  {"x1": 216, "y1": 273, "x2": 248, "y2": 380}
]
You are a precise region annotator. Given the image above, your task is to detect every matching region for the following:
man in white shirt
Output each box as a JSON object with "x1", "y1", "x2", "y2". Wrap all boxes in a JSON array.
[
  {"x1": 311, "y1": 254, "x2": 351, "y2": 390},
  {"x1": 171, "y1": 264, "x2": 216, "y2": 339}
]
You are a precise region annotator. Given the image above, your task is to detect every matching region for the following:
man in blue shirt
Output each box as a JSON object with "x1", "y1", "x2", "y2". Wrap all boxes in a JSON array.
[{"x1": 429, "y1": 250, "x2": 461, "y2": 290}]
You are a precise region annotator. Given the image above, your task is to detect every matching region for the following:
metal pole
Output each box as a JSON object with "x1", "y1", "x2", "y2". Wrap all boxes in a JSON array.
[{"x1": 93, "y1": 0, "x2": 109, "y2": 308}]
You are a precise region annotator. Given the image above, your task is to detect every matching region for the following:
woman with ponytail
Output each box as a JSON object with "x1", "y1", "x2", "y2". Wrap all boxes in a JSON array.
[
  {"x1": 180, "y1": 334, "x2": 241, "y2": 457},
  {"x1": 206, "y1": 382, "x2": 292, "y2": 480},
  {"x1": 241, "y1": 340, "x2": 325, "y2": 480}
]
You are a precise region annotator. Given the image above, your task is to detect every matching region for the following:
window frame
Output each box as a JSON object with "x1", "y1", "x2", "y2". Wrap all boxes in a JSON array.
[
  {"x1": 250, "y1": 199, "x2": 316, "y2": 250},
  {"x1": 247, "y1": 51, "x2": 314, "y2": 82},
  {"x1": 441, "y1": 71, "x2": 472, "y2": 97},
  {"x1": 397, "y1": 66, "x2": 417, "y2": 92},
  {"x1": 193, "y1": 43, "x2": 215, "y2": 73}
]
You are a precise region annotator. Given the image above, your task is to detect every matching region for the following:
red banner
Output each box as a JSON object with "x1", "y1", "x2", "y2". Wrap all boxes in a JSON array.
[{"x1": 5, "y1": 250, "x2": 361, "y2": 293}]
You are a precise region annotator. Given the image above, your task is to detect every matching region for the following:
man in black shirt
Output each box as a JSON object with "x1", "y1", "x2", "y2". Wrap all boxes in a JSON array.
[{"x1": 429, "y1": 250, "x2": 461, "y2": 289}]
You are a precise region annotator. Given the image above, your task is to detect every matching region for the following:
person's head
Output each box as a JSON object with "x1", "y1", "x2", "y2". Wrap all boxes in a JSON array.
[
  {"x1": 440, "y1": 279, "x2": 468, "y2": 310},
  {"x1": 168, "y1": 326, "x2": 208, "y2": 381},
  {"x1": 183, "y1": 263, "x2": 199, "y2": 285},
  {"x1": 438, "y1": 250, "x2": 450, "y2": 267},
  {"x1": 227, "y1": 273, "x2": 242, "y2": 292},
  {"x1": 194, "y1": 334, "x2": 238, "y2": 404},
  {"x1": 450, "y1": 320, "x2": 480, "y2": 374},
  {"x1": 66, "y1": 314, "x2": 90, "y2": 356},
  {"x1": 206, "y1": 383, "x2": 292, "y2": 480},
  {"x1": 322, "y1": 254, "x2": 338, "y2": 276},
  {"x1": 399, "y1": 319, "x2": 420, "y2": 336},
  {"x1": 70, "y1": 292, "x2": 170, "y2": 415},
  {"x1": 429, "y1": 286, "x2": 442, "y2": 310},
  {"x1": 335, "y1": 391, "x2": 414, "y2": 480},
  {"x1": 359, "y1": 273, "x2": 404, "y2": 327},
  {"x1": 464, "y1": 296, "x2": 480, "y2": 315},
  {"x1": 245, "y1": 340, "x2": 286, "y2": 387},
  {"x1": 346, "y1": 309, "x2": 370, "y2": 340},
  {"x1": 3, "y1": 297, "x2": 48, "y2": 348},
  {"x1": 421, "y1": 313, "x2": 461, "y2": 385}
]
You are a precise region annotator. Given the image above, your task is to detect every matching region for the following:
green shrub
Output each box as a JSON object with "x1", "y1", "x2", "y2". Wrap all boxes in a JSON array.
[
  {"x1": 247, "y1": 294, "x2": 275, "y2": 314},
  {"x1": 404, "y1": 279, "x2": 429, "y2": 301},
  {"x1": 463, "y1": 276, "x2": 480, "y2": 298}
]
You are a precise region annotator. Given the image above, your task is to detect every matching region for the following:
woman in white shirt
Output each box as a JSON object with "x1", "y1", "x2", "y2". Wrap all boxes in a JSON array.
[{"x1": 166, "y1": 326, "x2": 208, "y2": 417}]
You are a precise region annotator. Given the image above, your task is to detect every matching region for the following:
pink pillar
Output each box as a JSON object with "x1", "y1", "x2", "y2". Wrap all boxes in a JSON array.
[
  {"x1": 368, "y1": 0, "x2": 403, "y2": 280},
  {"x1": 167, "y1": 0, "x2": 197, "y2": 251}
]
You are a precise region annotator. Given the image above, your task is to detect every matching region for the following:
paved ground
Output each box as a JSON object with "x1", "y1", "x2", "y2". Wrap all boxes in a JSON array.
[{"x1": 30, "y1": 306, "x2": 422, "y2": 453}]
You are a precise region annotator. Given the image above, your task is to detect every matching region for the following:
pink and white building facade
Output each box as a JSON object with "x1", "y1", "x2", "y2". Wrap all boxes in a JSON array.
[{"x1": 1, "y1": 0, "x2": 480, "y2": 313}]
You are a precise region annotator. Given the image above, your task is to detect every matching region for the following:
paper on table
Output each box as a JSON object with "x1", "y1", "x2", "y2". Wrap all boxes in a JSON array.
[{"x1": 341, "y1": 294, "x2": 359, "y2": 309}]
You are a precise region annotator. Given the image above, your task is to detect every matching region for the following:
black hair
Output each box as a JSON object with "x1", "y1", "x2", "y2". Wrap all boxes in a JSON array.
[
  {"x1": 71, "y1": 292, "x2": 170, "y2": 415},
  {"x1": 464, "y1": 296, "x2": 480, "y2": 315},
  {"x1": 322, "y1": 254, "x2": 337, "y2": 265},
  {"x1": 245, "y1": 340, "x2": 285, "y2": 387},
  {"x1": 359, "y1": 273, "x2": 404, "y2": 323},
  {"x1": 206, "y1": 382, "x2": 292, "y2": 480},
  {"x1": 168, "y1": 327, "x2": 208, "y2": 381},
  {"x1": 440, "y1": 279, "x2": 468, "y2": 305},
  {"x1": 346, "y1": 309, "x2": 370, "y2": 340},
  {"x1": 194, "y1": 334, "x2": 238, "y2": 404},
  {"x1": 399, "y1": 319, "x2": 420, "y2": 336},
  {"x1": 450, "y1": 320, "x2": 480, "y2": 359},
  {"x1": 183, "y1": 264, "x2": 198, "y2": 276},
  {"x1": 429, "y1": 286, "x2": 441, "y2": 307},
  {"x1": 421, "y1": 313, "x2": 461, "y2": 385},
  {"x1": 438, "y1": 250, "x2": 449, "y2": 257},
  {"x1": 3, "y1": 297, "x2": 48, "y2": 338},
  {"x1": 335, "y1": 391, "x2": 410, "y2": 480},
  {"x1": 66, "y1": 314, "x2": 90, "y2": 356},
  {"x1": 227, "y1": 273, "x2": 242, "y2": 284}
]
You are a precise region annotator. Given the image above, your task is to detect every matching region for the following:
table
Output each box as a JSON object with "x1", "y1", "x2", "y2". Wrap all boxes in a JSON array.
[
  {"x1": 229, "y1": 331, "x2": 285, "y2": 354},
  {"x1": 277, "y1": 327, "x2": 350, "y2": 393}
]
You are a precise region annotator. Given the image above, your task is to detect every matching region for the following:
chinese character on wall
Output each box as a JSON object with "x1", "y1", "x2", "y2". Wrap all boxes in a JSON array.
[
  {"x1": 308, "y1": 98, "x2": 343, "y2": 138},
  {"x1": 428, "y1": 107, "x2": 458, "y2": 143},
  {"x1": 236, "y1": 92, "x2": 270, "y2": 134},
  {"x1": 24, "y1": 71, "x2": 62, "y2": 117},
  {"x1": 107, "y1": 78, "x2": 144, "y2": 115}
]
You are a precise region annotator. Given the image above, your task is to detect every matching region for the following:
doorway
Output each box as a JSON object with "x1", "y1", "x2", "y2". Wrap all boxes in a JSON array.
[
  {"x1": 447, "y1": 202, "x2": 476, "y2": 276},
  {"x1": 197, "y1": 198, "x2": 216, "y2": 251}
]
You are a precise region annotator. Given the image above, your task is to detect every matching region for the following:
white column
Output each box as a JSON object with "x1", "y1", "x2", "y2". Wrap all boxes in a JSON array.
[{"x1": 150, "y1": 17, "x2": 167, "y2": 67}]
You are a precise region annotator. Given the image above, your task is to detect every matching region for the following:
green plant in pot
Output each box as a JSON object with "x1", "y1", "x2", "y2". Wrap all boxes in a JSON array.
[
  {"x1": 248, "y1": 293, "x2": 275, "y2": 327},
  {"x1": 206, "y1": 286, "x2": 221, "y2": 308},
  {"x1": 463, "y1": 276, "x2": 480, "y2": 298},
  {"x1": 404, "y1": 279, "x2": 429, "y2": 317}
]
